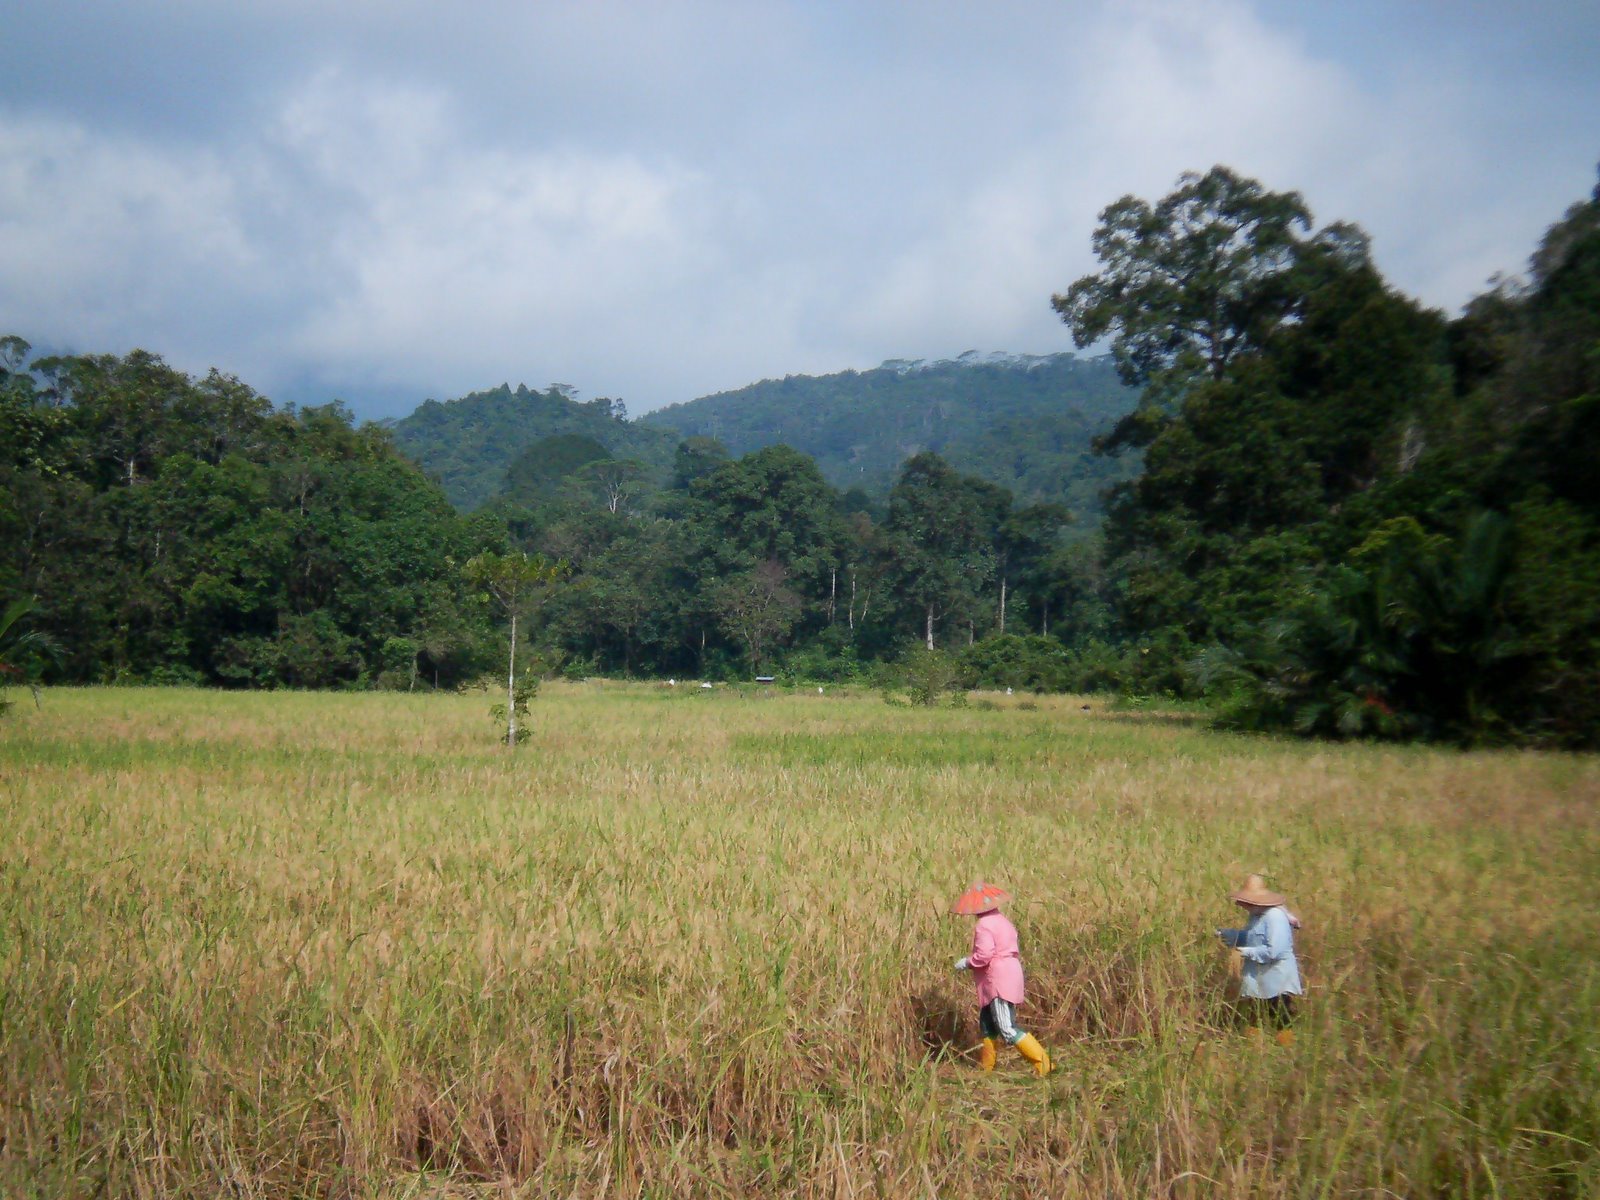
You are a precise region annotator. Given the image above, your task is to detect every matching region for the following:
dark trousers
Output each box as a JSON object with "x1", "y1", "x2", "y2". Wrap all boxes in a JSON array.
[{"x1": 1256, "y1": 994, "x2": 1296, "y2": 1028}]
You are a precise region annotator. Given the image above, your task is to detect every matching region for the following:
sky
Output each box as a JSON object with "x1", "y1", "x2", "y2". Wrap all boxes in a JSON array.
[{"x1": 1, "y1": 1, "x2": 1596, "y2": 419}]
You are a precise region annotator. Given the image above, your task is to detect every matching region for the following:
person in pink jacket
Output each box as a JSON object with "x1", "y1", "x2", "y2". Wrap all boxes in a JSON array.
[{"x1": 951, "y1": 882, "x2": 1052, "y2": 1076}]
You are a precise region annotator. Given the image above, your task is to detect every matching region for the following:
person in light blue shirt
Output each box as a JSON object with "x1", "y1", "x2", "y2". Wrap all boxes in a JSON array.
[{"x1": 1216, "y1": 874, "x2": 1302, "y2": 1039}]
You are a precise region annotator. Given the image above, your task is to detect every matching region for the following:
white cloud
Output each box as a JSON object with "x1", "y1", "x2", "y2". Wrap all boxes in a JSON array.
[
  {"x1": 841, "y1": 0, "x2": 1597, "y2": 368},
  {"x1": 0, "y1": 115, "x2": 263, "y2": 351},
  {"x1": 267, "y1": 71, "x2": 724, "y2": 388},
  {"x1": 841, "y1": 0, "x2": 1364, "y2": 357},
  {"x1": 0, "y1": 0, "x2": 1595, "y2": 414}
]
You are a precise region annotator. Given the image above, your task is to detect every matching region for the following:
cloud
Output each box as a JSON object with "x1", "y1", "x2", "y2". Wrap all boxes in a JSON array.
[
  {"x1": 0, "y1": 70, "x2": 742, "y2": 407},
  {"x1": 843, "y1": 0, "x2": 1599, "y2": 361},
  {"x1": 0, "y1": 114, "x2": 264, "y2": 348},
  {"x1": 266, "y1": 72, "x2": 726, "y2": 388},
  {"x1": 0, "y1": 0, "x2": 1595, "y2": 416},
  {"x1": 840, "y1": 1, "x2": 1363, "y2": 357}
]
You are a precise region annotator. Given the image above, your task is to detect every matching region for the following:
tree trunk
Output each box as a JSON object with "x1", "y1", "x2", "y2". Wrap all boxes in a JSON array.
[
  {"x1": 828, "y1": 568, "x2": 837, "y2": 625},
  {"x1": 999, "y1": 576, "x2": 1007, "y2": 634},
  {"x1": 506, "y1": 611, "x2": 517, "y2": 747},
  {"x1": 925, "y1": 605, "x2": 935, "y2": 651}
]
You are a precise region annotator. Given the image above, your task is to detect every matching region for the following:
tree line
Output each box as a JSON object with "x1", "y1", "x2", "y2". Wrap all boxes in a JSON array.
[
  {"x1": 0, "y1": 344, "x2": 500, "y2": 690},
  {"x1": 0, "y1": 339, "x2": 1091, "y2": 695},
  {"x1": 2, "y1": 163, "x2": 1596, "y2": 747}
]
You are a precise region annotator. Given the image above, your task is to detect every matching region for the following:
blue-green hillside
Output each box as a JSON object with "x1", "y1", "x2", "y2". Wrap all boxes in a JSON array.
[{"x1": 639, "y1": 352, "x2": 1138, "y2": 516}]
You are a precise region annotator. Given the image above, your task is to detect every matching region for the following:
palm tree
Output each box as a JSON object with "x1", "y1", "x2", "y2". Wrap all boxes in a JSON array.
[
  {"x1": 1194, "y1": 512, "x2": 1522, "y2": 744},
  {"x1": 1384, "y1": 511, "x2": 1522, "y2": 742}
]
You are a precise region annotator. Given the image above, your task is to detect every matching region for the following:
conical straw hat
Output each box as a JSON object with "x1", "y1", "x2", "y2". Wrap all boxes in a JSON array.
[
  {"x1": 951, "y1": 881, "x2": 1010, "y2": 915},
  {"x1": 1230, "y1": 873, "x2": 1286, "y2": 907}
]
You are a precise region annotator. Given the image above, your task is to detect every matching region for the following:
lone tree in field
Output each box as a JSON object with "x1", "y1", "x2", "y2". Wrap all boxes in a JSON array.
[{"x1": 464, "y1": 551, "x2": 567, "y2": 746}]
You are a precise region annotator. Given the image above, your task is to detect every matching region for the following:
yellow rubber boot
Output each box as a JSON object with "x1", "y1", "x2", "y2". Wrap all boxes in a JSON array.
[
  {"x1": 1015, "y1": 1033, "x2": 1052, "y2": 1077},
  {"x1": 977, "y1": 1037, "x2": 998, "y2": 1072}
]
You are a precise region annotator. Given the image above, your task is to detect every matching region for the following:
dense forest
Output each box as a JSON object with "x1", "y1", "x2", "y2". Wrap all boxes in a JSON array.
[
  {"x1": 386, "y1": 384, "x2": 681, "y2": 511},
  {"x1": 386, "y1": 352, "x2": 1139, "y2": 520},
  {"x1": 638, "y1": 353, "x2": 1139, "y2": 518},
  {"x1": 1057, "y1": 166, "x2": 1600, "y2": 746},
  {"x1": 2, "y1": 165, "x2": 1597, "y2": 747},
  {"x1": 0, "y1": 347, "x2": 507, "y2": 690}
]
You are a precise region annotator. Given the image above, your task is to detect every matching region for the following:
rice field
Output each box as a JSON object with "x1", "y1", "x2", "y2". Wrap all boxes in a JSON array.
[{"x1": 2, "y1": 683, "x2": 1598, "y2": 1198}]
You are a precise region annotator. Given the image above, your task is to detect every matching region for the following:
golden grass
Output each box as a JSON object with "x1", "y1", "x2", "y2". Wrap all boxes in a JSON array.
[{"x1": 2, "y1": 683, "x2": 1598, "y2": 1197}]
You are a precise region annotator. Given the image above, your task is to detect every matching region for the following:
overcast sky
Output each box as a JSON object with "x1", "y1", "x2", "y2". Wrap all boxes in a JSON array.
[{"x1": 1, "y1": 1, "x2": 1595, "y2": 418}]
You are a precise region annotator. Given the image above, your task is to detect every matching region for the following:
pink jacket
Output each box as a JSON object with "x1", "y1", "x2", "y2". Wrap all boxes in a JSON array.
[{"x1": 968, "y1": 909, "x2": 1026, "y2": 1006}]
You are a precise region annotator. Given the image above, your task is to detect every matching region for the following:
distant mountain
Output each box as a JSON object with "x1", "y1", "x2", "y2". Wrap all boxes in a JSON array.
[
  {"x1": 639, "y1": 352, "x2": 1139, "y2": 517},
  {"x1": 385, "y1": 384, "x2": 679, "y2": 511},
  {"x1": 386, "y1": 353, "x2": 1140, "y2": 518}
]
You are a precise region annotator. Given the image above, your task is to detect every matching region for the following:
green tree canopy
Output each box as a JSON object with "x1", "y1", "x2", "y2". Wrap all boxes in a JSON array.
[
  {"x1": 689, "y1": 445, "x2": 847, "y2": 600},
  {"x1": 882, "y1": 453, "x2": 1003, "y2": 649},
  {"x1": 1054, "y1": 165, "x2": 1370, "y2": 450},
  {"x1": 501, "y1": 434, "x2": 612, "y2": 506}
]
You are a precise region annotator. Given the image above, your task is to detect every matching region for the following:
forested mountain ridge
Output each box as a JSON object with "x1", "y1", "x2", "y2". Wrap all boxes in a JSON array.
[
  {"x1": 638, "y1": 352, "x2": 1139, "y2": 516},
  {"x1": 386, "y1": 383, "x2": 679, "y2": 511},
  {"x1": 385, "y1": 353, "x2": 1139, "y2": 518}
]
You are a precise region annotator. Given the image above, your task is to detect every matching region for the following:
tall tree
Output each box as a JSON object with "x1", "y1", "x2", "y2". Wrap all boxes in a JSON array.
[
  {"x1": 713, "y1": 561, "x2": 802, "y2": 677},
  {"x1": 883, "y1": 453, "x2": 1000, "y2": 649},
  {"x1": 689, "y1": 445, "x2": 846, "y2": 611},
  {"x1": 1053, "y1": 165, "x2": 1367, "y2": 450},
  {"x1": 573, "y1": 458, "x2": 646, "y2": 515},
  {"x1": 1053, "y1": 167, "x2": 1449, "y2": 653},
  {"x1": 994, "y1": 503, "x2": 1068, "y2": 635}
]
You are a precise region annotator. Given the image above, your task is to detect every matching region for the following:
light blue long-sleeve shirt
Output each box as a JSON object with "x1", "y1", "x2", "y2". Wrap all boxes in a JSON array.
[{"x1": 1223, "y1": 905, "x2": 1302, "y2": 999}]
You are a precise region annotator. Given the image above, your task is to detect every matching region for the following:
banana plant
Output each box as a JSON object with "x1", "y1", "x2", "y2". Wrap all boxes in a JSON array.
[{"x1": 0, "y1": 597, "x2": 60, "y2": 714}]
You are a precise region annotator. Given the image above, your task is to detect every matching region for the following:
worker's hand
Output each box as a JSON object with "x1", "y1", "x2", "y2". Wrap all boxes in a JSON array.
[{"x1": 954, "y1": 957, "x2": 969, "y2": 971}]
